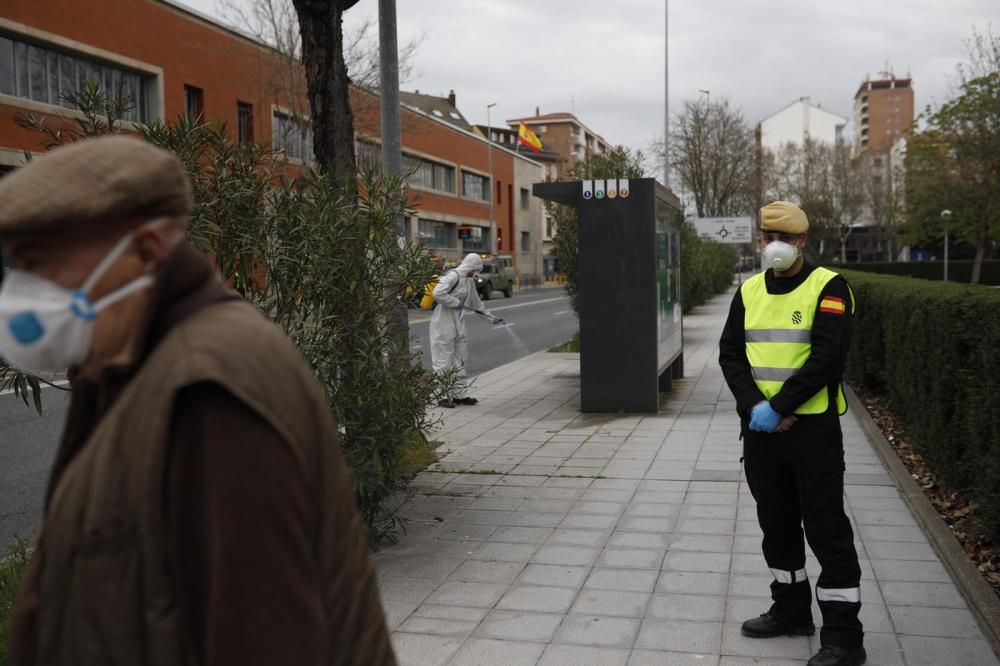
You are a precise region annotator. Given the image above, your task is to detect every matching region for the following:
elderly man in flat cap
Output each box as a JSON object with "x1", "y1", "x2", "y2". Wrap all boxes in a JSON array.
[
  {"x1": 719, "y1": 201, "x2": 865, "y2": 666},
  {"x1": 0, "y1": 136, "x2": 396, "y2": 666}
]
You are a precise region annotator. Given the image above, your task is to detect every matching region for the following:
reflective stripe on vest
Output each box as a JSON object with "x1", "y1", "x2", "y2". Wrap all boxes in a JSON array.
[{"x1": 740, "y1": 267, "x2": 851, "y2": 416}]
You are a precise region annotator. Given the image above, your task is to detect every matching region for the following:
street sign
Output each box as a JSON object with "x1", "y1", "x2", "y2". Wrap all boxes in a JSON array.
[{"x1": 692, "y1": 217, "x2": 752, "y2": 244}]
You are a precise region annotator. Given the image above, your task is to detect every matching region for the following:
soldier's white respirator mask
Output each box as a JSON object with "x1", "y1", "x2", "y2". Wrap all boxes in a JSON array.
[
  {"x1": 0, "y1": 225, "x2": 160, "y2": 375},
  {"x1": 762, "y1": 240, "x2": 801, "y2": 272}
]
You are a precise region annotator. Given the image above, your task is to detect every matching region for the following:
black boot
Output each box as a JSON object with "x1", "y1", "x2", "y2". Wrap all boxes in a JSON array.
[
  {"x1": 741, "y1": 612, "x2": 815, "y2": 638},
  {"x1": 807, "y1": 645, "x2": 866, "y2": 666},
  {"x1": 454, "y1": 397, "x2": 479, "y2": 405}
]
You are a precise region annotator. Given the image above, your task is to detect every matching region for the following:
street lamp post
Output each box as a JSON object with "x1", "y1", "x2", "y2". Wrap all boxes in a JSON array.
[
  {"x1": 941, "y1": 209, "x2": 952, "y2": 282},
  {"x1": 486, "y1": 102, "x2": 497, "y2": 254},
  {"x1": 699, "y1": 88, "x2": 711, "y2": 105}
]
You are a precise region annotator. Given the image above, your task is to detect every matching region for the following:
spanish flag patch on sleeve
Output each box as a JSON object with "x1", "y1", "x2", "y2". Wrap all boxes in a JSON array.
[{"x1": 819, "y1": 296, "x2": 847, "y2": 315}]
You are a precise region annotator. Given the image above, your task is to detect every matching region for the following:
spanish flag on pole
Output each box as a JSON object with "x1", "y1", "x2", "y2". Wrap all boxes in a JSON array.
[{"x1": 517, "y1": 123, "x2": 543, "y2": 153}]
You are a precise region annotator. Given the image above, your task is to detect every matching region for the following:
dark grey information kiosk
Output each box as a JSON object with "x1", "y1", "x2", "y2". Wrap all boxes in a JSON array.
[{"x1": 533, "y1": 178, "x2": 684, "y2": 413}]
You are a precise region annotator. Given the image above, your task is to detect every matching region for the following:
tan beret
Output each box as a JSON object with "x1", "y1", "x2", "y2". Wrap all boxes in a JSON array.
[
  {"x1": 760, "y1": 200, "x2": 809, "y2": 234},
  {"x1": 0, "y1": 135, "x2": 192, "y2": 239}
]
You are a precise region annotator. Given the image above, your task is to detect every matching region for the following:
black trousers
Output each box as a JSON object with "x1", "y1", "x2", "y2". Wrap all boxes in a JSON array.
[{"x1": 743, "y1": 418, "x2": 864, "y2": 649}]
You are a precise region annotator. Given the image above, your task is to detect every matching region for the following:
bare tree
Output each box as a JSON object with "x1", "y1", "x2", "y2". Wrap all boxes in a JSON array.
[
  {"x1": 667, "y1": 97, "x2": 756, "y2": 217},
  {"x1": 217, "y1": 0, "x2": 424, "y2": 178},
  {"x1": 763, "y1": 138, "x2": 865, "y2": 262},
  {"x1": 860, "y1": 151, "x2": 904, "y2": 261}
]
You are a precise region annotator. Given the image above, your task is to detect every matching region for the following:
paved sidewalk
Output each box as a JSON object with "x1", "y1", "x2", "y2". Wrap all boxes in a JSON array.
[{"x1": 377, "y1": 290, "x2": 1000, "y2": 666}]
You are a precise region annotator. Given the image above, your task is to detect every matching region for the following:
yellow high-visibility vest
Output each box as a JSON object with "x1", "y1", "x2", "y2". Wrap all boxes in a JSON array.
[{"x1": 740, "y1": 267, "x2": 854, "y2": 415}]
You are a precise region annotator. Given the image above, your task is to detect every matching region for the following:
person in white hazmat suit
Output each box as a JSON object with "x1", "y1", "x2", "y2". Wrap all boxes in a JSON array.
[{"x1": 430, "y1": 253, "x2": 495, "y2": 408}]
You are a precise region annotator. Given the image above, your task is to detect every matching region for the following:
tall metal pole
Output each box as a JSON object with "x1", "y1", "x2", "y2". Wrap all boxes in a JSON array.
[
  {"x1": 941, "y1": 209, "x2": 952, "y2": 282},
  {"x1": 379, "y1": 0, "x2": 408, "y2": 346},
  {"x1": 486, "y1": 102, "x2": 497, "y2": 254},
  {"x1": 663, "y1": 0, "x2": 670, "y2": 188}
]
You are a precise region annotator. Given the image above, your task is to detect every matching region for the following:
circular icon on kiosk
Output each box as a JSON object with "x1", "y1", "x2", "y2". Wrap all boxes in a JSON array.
[
  {"x1": 595, "y1": 190, "x2": 605, "y2": 199},
  {"x1": 608, "y1": 188, "x2": 618, "y2": 198},
  {"x1": 583, "y1": 190, "x2": 593, "y2": 200},
  {"x1": 620, "y1": 188, "x2": 630, "y2": 198}
]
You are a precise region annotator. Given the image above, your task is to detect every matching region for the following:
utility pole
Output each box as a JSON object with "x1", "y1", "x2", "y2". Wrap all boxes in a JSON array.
[
  {"x1": 487, "y1": 102, "x2": 497, "y2": 254},
  {"x1": 378, "y1": 0, "x2": 408, "y2": 347},
  {"x1": 663, "y1": 0, "x2": 670, "y2": 188}
]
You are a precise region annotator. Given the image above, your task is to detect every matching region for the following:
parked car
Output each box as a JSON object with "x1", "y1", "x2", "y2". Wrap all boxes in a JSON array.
[{"x1": 476, "y1": 255, "x2": 515, "y2": 300}]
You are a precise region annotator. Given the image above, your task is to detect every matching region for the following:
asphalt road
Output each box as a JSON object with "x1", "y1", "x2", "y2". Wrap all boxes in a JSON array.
[
  {"x1": 408, "y1": 287, "x2": 577, "y2": 376},
  {"x1": 0, "y1": 385, "x2": 69, "y2": 550},
  {"x1": 0, "y1": 287, "x2": 576, "y2": 551}
]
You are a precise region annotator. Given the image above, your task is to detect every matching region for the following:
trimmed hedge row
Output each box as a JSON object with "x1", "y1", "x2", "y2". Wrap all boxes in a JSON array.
[
  {"x1": 841, "y1": 269, "x2": 1000, "y2": 538},
  {"x1": 838, "y1": 260, "x2": 1000, "y2": 286},
  {"x1": 681, "y1": 223, "x2": 737, "y2": 314}
]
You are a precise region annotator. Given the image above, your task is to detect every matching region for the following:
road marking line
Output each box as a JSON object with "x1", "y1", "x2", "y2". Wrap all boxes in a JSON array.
[
  {"x1": 409, "y1": 295, "x2": 568, "y2": 325},
  {"x1": 0, "y1": 379, "x2": 70, "y2": 397},
  {"x1": 553, "y1": 310, "x2": 571, "y2": 316}
]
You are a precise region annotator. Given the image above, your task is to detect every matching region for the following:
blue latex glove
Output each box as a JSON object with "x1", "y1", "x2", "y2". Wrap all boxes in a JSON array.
[
  {"x1": 492, "y1": 318, "x2": 504, "y2": 326},
  {"x1": 749, "y1": 401, "x2": 782, "y2": 433}
]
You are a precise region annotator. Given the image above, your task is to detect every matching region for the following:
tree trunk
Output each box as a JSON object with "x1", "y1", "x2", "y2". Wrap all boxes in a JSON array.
[
  {"x1": 291, "y1": 0, "x2": 361, "y2": 193},
  {"x1": 971, "y1": 222, "x2": 989, "y2": 284}
]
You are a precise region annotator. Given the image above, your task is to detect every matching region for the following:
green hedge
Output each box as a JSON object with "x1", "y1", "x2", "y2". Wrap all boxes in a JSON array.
[
  {"x1": 842, "y1": 269, "x2": 1000, "y2": 538},
  {"x1": 837, "y1": 260, "x2": 1000, "y2": 285},
  {"x1": 681, "y1": 223, "x2": 738, "y2": 314}
]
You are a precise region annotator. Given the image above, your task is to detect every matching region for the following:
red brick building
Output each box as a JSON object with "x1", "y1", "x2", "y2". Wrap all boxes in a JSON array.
[{"x1": 0, "y1": 0, "x2": 544, "y2": 277}]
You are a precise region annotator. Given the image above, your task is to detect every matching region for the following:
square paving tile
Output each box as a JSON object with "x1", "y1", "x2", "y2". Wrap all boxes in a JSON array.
[
  {"x1": 871, "y1": 559, "x2": 952, "y2": 583},
  {"x1": 648, "y1": 593, "x2": 727, "y2": 622},
  {"x1": 608, "y1": 531, "x2": 672, "y2": 549},
  {"x1": 532, "y1": 545, "x2": 602, "y2": 566},
  {"x1": 554, "y1": 615, "x2": 641, "y2": 648},
  {"x1": 546, "y1": 528, "x2": 611, "y2": 547},
  {"x1": 629, "y1": 651, "x2": 721, "y2": 665},
  {"x1": 598, "y1": 547, "x2": 666, "y2": 569},
  {"x1": 390, "y1": 632, "x2": 464, "y2": 666},
  {"x1": 879, "y1": 581, "x2": 967, "y2": 608},
  {"x1": 449, "y1": 638, "x2": 546, "y2": 666},
  {"x1": 657, "y1": 571, "x2": 730, "y2": 596},
  {"x1": 518, "y1": 563, "x2": 590, "y2": 588},
  {"x1": 396, "y1": 614, "x2": 478, "y2": 637},
  {"x1": 468, "y1": 541, "x2": 539, "y2": 563},
  {"x1": 488, "y1": 525, "x2": 554, "y2": 544},
  {"x1": 888, "y1": 605, "x2": 983, "y2": 638},
  {"x1": 497, "y1": 585, "x2": 579, "y2": 613},
  {"x1": 898, "y1": 635, "x2": 999, "y2": 666},
  {"x1": 424, "y1": 581, "x2": 508, "y2": 608},
  {"x1": 570, "y1": 589, "x2": 651, "y2": 617},
  {"x1": 584, "y1": 568, "x2": 659, "y2": 592},
  {"x1": 636, "y1": 619, "x2": 724, "y2": 653},
  {"x1": 662, "y1": 551, "x2": 732, "y2": 573},
  {"x1": 668, "y1": 534, "x2": 734, "y2": 553},
  {"x1": 447, "y1": 560, "x2": 525, "y2": 584},
  {"x1": 474, "y1": 609, "x2": 564, "y2": 642},
  {"x1": 538, "y1": 644, "x2": 630, "y2": 666}
]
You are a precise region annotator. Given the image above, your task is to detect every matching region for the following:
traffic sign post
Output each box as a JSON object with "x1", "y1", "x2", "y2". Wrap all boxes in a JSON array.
[{"x1": 692, "y1": 217, "x2": 753, "y2": 245}]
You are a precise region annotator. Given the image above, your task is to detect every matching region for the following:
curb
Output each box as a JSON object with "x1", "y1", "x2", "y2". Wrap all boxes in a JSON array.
[{"x1": 846, "y1": 385, "x2": 1000, "y2": 657}]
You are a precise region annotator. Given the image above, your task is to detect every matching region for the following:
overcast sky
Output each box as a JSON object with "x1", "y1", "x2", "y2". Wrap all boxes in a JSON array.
[{"x1": 184, "y1": 0, "x2": 996, "y2": 161}]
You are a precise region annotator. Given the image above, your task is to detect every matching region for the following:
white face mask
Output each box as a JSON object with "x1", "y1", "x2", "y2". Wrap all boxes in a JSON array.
[
  {"x1": 762, "y1": 240, "x2": 801, "y2": 272},
  {"x1": 0, "y1": 230, "x2": 155, "y2": 375}
]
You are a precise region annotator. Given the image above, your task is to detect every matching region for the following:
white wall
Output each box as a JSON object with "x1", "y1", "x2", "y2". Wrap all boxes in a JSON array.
[
  {"x1": 513, "y1": 158, "x2": 545, "y2": 279},
  {"x1": 760, "y1": 98, "x2": 848, "y2": 152}
]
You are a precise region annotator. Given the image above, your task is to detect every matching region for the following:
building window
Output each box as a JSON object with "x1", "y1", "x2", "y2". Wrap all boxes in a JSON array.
[
  {"x1": 520, "y1": 187, "x2": 530, "y2": 211},
  {"x1": 521, "y1": 232, "x2": 531, "y2": 252},
  {"x1": 272, "y1": 109, "x2": 314, "y2": 162},
  {"x1": 538, "y1": 125, "x2": 547, "y2": 133},
  {"x1": 462, "y1": 170, "x2": 489, "y2": 201},
  {"x1": 237, "y1": 101, "x2": 253, "y2": 144},
  {"x1": 406, "y1": 155, "x2": 455, "y2": 193},
  {"x1": 461, "y1": 225, "x2": 487, "y2": 251},
  {"x1": 356, "y1": 139, "x2": 381, "y2": 170},
  {"x1": 184, "y1": 85, "x2": 203, "y2": 120},
  {"x1": 418, "y1": 219, "x2": 455, "y2": 249},
  {"x1": 0, "y1": 33, "x2": 151, "y2": 121}
]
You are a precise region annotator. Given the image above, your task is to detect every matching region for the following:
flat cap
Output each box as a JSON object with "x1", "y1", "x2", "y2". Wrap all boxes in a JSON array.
[
  {"x1": 760, "y1": 200, "x2": 809, "y2": 234},
  {"x1": 0, "y1": 135, "x2": 192, "y2": 239}
]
